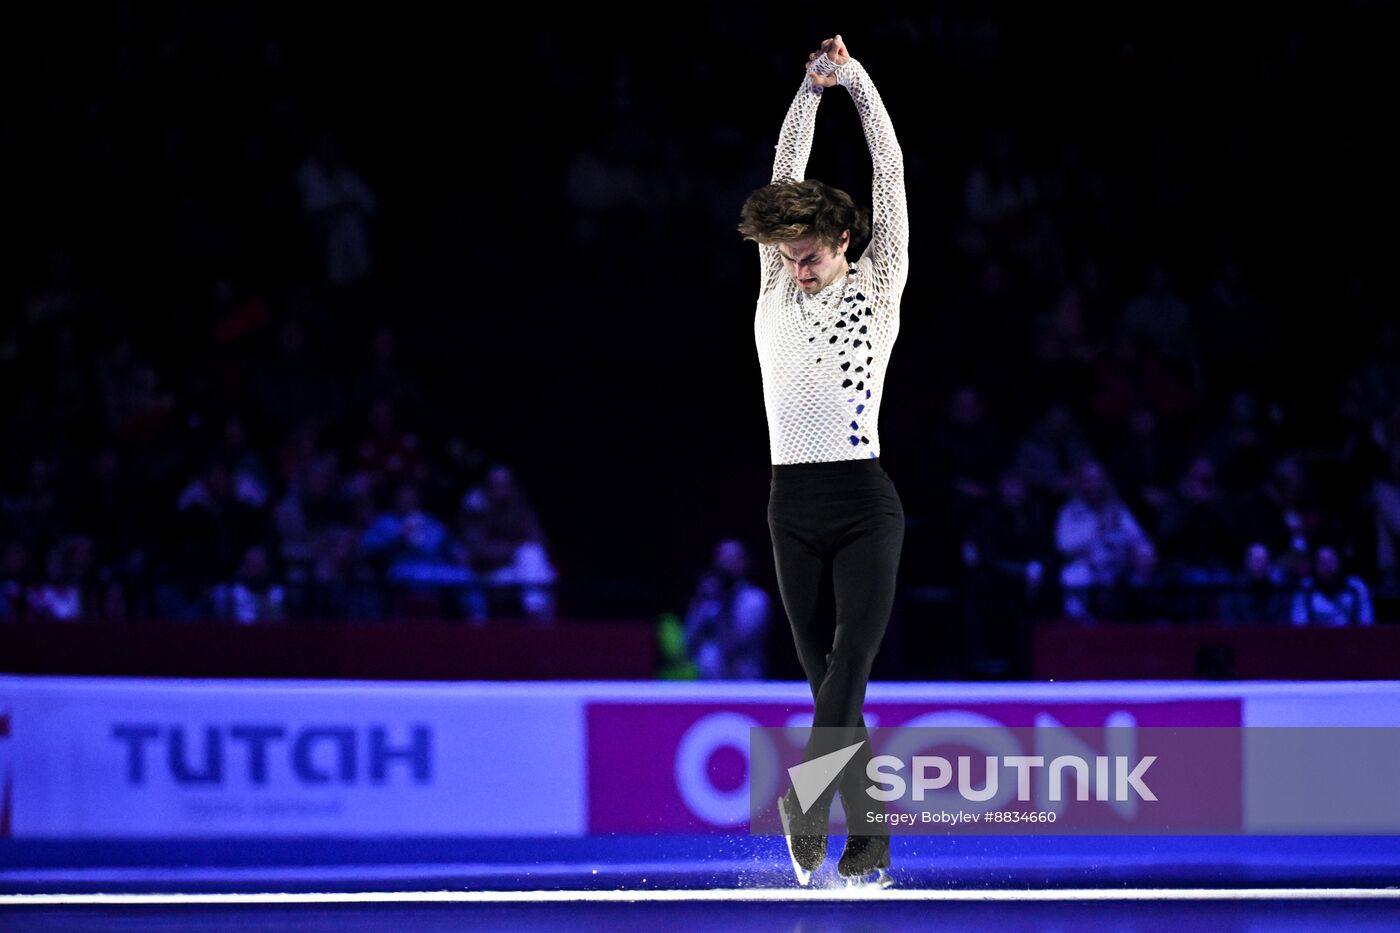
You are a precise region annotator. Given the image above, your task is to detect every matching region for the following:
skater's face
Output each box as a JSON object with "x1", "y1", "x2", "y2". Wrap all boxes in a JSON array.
[{"x1": 778, "y1": 231, "x2": 850, "y2": 294}]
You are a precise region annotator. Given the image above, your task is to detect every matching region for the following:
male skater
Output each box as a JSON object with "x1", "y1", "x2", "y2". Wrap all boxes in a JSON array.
[{"x1": 738, "y1": 34, "x2": 909, "y2": 887}]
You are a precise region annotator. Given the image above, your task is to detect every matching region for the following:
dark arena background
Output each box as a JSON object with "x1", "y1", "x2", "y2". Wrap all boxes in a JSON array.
[{"x1": 3, "y1": 2, "x2": 1400, "y2": 930}]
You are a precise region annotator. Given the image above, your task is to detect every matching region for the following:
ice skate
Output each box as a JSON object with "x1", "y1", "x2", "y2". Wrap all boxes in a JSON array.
[
  {"x1": 842, "y1": 865, "x2": 894, "y2": 889},
  {"x1": 837, "y1": 830, "x2": 892, "y2": 888},
  {"x1": 777, "y1": 787, "x2": 828, "y2": 886}
]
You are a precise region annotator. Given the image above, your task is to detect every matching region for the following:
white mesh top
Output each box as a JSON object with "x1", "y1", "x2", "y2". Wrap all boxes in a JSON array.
[{"x1": 753, "y1": 54, "x2": 908, "y2": 465}]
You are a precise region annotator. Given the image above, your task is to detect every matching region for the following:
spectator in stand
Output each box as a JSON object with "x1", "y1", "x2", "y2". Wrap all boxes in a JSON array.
[
  {"x1": 251, "y1": 318, "x2": 342, "y2": 434},
  {"x1": 273, "y1": 423, "x2": 332, "y2": 567},
  {"x1": 458, "y1": 464, "x2": 557, "y2": 623},
  {"x1": 1232, "y1": 456, "x2": 1336, "y2": 582},
  {"x1": 94, "y1": 337, "x2": 146, "y2": 435},
  {"x1": 1015, "y1": 402, "x2": 1095, "y2": 501},
  {"x1": 110, "y1": 362, "x2": 174, "y2": 447},
  {"x1": 1108, "y1": 406, "x2": 1178, "y2": 538},
  {"x1": 167, "y1": 460, "x2": 270, "y2": 618},
  {"x1": 1202, "y1": 390, "x2": 1277, "y2": 493},
  {"x1": 1091, "y1": 329, "x2": 1196, "y2": 428},
  {"x1": 211, "y1": 545, "x2": 286, "y2": 624},
  {"x1": 353, "y1": 326, "x2": 428, "y2": 414},
  {"x1": 98, "y1": 580, "x2": 128, "y2": 622},
  {"x1": 49, "y1": 323, "x2": 88, "y2": 432},
  {"x1": 0, "y1": 542, "x2": 29, "y2": 621},
  {"x1": 957, "y1": 128, "x2": 1039, "y2": 262},
  {"x1": 683, "y1": 538, "x2": 771, "y2": 680},
  {"x1": 176, "y1": 457, "x2": 270, "y2": 523},
  {"x1": 1291, "y1": 545, "x2": 1374, "y2": 626},
  {"x1": 1090, "y1": 330, "x2": 1146, "y2": 427},
  {"x1": 563, "y1": 122, "x2": 650, "y2": 247},
  {"x1": 927, "y1": 384, "x2": 1008, "y2": 541},
  {"x1": 1115, "y1": 541, "x2": 1169, "y2": 623},
  {"x1": 79, "y1": 447, "x2": 145, "y2": 587},
  {"x1": 1121, "y1": 259, "x2": 1203, "y2": 399},
  {"x1": 1220, "y1": 542, "x2": 1291, "y2": 625},
  {"x1": 1055, "y1": 460, "x2": 1150, "y2": 622},
  {"x1": 1195, "y1": 257, "x2": 1274, "y2": 389},
  {"x1": 1343, "y1": 398, "x2": 1400, "y2": 585},
  {"x1": 272, "y1": 434, "x2": 361, "y2": 615},
  {"x1": 1032, "y1": 286, "x2": 1100, "y2": 411},
  {"x1": 295, "y1": 131, "x2": 378, "y2": 288},
  {"x1": 353, "y1": 398, "x2": 428, "y2": 502},
  {"x1": 1343, "y1": 320, "x2": 1400, "y2": 423},
  {"x1": 211, "y1": 416, "x2": 272, "y2": 500},
  {"x1": 1155, "y1": 454, "x2": 1235, "y2": 585},
  {"x1": 962, "y1": 466, "x2": 1054, "y2": 676},
  {"x1": 359, "y1": 483, "x2": 463, "y2": 585},
  {"x1": 21, "y1": 247, "x2": 87, "y2": 330},
  {"x1": 1, "y1": 456, "x2": 66, "y2": 553},
  {"x1": 966, "y1": 467, "x2": 1055, "y2": 602},
  {"x1": 27, "y1": 534, "x2": 94, "y2": 622},
  {"x1": 1362, "y1": 407, "x2": 1400, "y2": 586}
]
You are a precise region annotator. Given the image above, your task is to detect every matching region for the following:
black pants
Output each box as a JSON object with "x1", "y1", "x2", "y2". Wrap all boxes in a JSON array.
[{"x1": 767, "y1": 456, "x2": 904, "y2": 831}]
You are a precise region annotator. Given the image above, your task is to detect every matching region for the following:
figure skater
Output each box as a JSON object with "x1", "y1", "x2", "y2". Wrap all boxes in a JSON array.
[{"x1": 737, "y1": 34, "x2": 909, "y2": 887}]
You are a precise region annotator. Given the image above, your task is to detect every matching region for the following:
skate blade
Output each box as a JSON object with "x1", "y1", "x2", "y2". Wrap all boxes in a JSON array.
[
  {"x1": 841, "y1": 866, "x2": 893, "y2": 889},
  {"x1": 776, "y1": 794, "x2": 812, "y2": 887}
]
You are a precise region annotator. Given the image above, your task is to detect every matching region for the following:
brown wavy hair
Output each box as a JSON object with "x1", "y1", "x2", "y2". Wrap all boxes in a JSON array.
[{"x1": 736, "y1": 179, "x2": 870, "y2": 254}]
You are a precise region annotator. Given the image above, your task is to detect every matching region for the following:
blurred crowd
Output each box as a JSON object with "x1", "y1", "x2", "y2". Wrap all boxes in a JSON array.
[
  {"x1": 0, "y1": 351, "x2": 559, "y2": 623},
  {"x1": 4, "y1": 6, "x2": 1396, "y2": 641},
  {"x1": 3, "y1": 134, "x2": 558, "y2": 623}
]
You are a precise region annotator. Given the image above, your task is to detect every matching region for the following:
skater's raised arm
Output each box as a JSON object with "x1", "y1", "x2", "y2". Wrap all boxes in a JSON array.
[
  {"x1": 825, "y1": 40, "x2": 908, "y2": 310},
  {"x1": 771, "y1": 57, "x2": 828, "y2": 185},
  {"x1": 752, "y1": 55, "x2": 830, "y2": 293}
]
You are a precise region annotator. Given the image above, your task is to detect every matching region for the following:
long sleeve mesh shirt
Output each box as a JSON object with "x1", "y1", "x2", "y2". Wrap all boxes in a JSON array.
[{"x1": 753, "y1": 55, "x2": 909, "y2": 465}]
